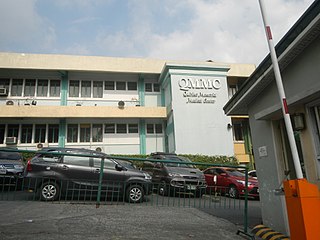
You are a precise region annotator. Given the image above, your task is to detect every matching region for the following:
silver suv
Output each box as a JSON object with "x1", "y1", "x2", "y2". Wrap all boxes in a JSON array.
[{"x1": 0, "y1": 149, "x2": 24, "y2": 186}]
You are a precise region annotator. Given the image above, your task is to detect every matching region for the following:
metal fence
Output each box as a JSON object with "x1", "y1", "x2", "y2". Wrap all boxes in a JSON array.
[{"x1": 0, "y1": 148, "x2": 255, "y2": 237}]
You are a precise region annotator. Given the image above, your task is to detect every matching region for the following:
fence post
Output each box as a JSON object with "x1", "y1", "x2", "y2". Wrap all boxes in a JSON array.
[
  {"x1": 96, "y1": 157, "x2": 105, "y2": 208},
  {"x1": 237, "y1": 166, "x2": 254, "y2": 239}
]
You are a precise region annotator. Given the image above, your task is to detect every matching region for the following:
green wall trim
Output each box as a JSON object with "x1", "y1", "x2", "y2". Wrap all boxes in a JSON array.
[
  {"x1": 58, "y1": 119, "x2": 66, "y2": 147},
  {"x1": 60, "y1": 71, "x2": 68, "y2": 106},
  {"x1": 139, "y1": 119, "x2": 146, "y2": 154},
  {"x1": 138, "y1": 74, "x2": 145, "y2": 107}
]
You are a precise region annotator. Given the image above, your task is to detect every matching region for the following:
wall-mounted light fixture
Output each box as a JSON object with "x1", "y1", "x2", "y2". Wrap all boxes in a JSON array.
[
  {"x1": 292, "y1": 113, "x2": 305, "y2": 131},
  {"x1": 118, "y1": 100, "x2": 125, "y2": 109},
  {"x1": 227, "y1": 123, "x2": 233, "y2": 129}
]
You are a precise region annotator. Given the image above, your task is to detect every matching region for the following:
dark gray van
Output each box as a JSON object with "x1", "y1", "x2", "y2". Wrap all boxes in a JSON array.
[
  {"x1": 24, "y1": 148, "x2": 152, "y2": 203},
  {"x1": 142, "y1": 152, "x2": 207, "y2": 197}
]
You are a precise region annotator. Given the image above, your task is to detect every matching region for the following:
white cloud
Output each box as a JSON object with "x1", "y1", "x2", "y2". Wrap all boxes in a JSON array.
[
  {"x1": 0, "y1": 0, "x2": 56, "y2": 52},
  {"x1": 127, "y1": 0, "x2": 314, "y2": 65},
  {"x1": 0, "y1": 0, "x2": 314, "y2": 65}
]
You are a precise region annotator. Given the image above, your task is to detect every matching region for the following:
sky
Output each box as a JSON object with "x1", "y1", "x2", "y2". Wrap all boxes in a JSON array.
[{"x1": 0, "y1": 0, "x2": 315, "y2": 66}]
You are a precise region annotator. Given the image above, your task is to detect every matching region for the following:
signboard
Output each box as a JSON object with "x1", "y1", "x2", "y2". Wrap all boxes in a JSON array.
[{"x1": 178, "y1": 78, "x2": 221, "y2": 104}]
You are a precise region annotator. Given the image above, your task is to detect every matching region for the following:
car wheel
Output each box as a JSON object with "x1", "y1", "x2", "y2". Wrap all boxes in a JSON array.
[
  {"x1": 158, "y1": 181, "x2": 168, "y2": 196},
  {"x1": 126, "y1": 184, "x2": 144, "y2": 203},
  {"x1": 40, "y1": 181, "x2": 59, "y2": 201},
  {"x1": 228, "y1": 185, "x2": 239, "y2": 199}
]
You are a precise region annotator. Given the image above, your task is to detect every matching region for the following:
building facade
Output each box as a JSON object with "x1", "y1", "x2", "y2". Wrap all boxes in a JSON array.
[
  {"x1": 0, "y1": 52, "x2": 254, "y2": 160},
  {"x1": 224, "y1": 1, "x2": 320, "y2": 235}
]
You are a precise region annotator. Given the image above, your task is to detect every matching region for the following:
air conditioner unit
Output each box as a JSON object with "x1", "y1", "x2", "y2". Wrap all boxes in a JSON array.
[
  {"x1": 0, "y1": 88, "x2": 8, "y2": 96},
  {"x1": 5, "y1": 137, "x2": 17, "y2": 145}
]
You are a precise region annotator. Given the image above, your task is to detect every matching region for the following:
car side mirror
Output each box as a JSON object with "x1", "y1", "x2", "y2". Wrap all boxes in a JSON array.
[{"x1": 115, "y1": 164, "x2": 125, "y2": 171}]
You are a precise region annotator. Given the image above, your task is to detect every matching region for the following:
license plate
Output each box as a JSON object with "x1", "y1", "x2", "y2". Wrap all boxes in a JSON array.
[
  {"x1": 0, "y1": 169, "x2": 6, "y2": 175},
  {"x1": 187, "y1": 185, "x2": 196, "y2": 190}
]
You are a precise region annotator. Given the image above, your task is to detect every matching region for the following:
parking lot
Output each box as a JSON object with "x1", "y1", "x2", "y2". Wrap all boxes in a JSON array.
[{"x1": 0, "y1": 200, "x2": 251, "y2": 240}]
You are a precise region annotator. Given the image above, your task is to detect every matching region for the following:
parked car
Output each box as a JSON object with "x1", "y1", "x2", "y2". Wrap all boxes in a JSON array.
[
  {"x1": 203, "y1": 167, "x2": 259, "y2": 199},
  {"x1": 24, "y1": 148, "x2": 152, "y2": 203},
  {"x1": 0, "y1": 148, "x2": 24, "y2": 186},
  {"x1": 248, "y1": 170, "x2": 257, "y2": 179},
  {"x1": 142, "y1": 152, "x2": 207, "y2": 197}
]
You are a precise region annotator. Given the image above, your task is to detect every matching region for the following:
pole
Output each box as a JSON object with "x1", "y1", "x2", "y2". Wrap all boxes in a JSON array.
[{"x1": 258, "y1": 0, "x2": 303, "y2": 179}]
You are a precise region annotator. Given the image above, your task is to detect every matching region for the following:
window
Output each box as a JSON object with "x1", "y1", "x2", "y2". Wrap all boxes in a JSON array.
[
  {"x1": 105, "y1": 81, "x2": 114, "y2": 90},
  {"x1": 11, "y1": 79, "x2": 23, "y2": 96},
  {"x1": 40, "y1": 155, "x2": 60, "y2": 163},
  {"x1": 147, "y1": 124, "x2": 163, "y2": 134},
  {"x1": 50, "y1": 80, "x2": 60, "y2": 97},
  {"x1": 35, "y1": 124, "x2": 46, "y2": 143},
  {"x1": 92, "y1": 124, "x2": 102, "y2": 142},
  {"x1": 81, "y1": 81, "x2": 91, "y2": 97},
  {"x1": 93, "y1": 81, "x2": 103, "y2": 98},
  {"x1": 0, "y1": 124, "x2": 5, "y2": 144},
  {"x1": 128, "y1": 124, "x2": 139, "y2": 133},
  {"x1": 228, "y1": 85, "x2": 237, "y2": 99},
  {"x1": 69, "y1": 80, "x2": 79, "y2": 97},
  {"x1": 105, "y1": 124, "x2": 115, "y2": 134},
  {"x1": 21, "y1": 124, "x2": 33, "y2": 143},
  {"x1": 155, "y1": 124, "x2": 163, "y2": 134},
  {"x1": 93, "y1": 158, "x2": 116, "y2": 169},
  {"x1": 233, "y1": 122, "x2": 244, "y2": 141},
  {"x1": 48, "y1": 124, "x2": 59, "y2": 143},
  {"x1": 0, "y1": 78, "x2": 10, "y2": 93},
  {"x1": 7, "y1": 124, "x2": 19, "y2": 137},
  {"x1": 127, "y1": 82, "x2": 137, "y2": 91},
  {"x1": 37, "y1": 79, "x2": 48, "y2": 97},
  {"x1": 116, "y1": 124, "x2": 127, "y2": 134},
  {"x1": 116, "y1": 81, "x2": 126, "y2": 90},
  {"x1": 80, "y1": 124, "x2": 90, "y2": 142},
  {"x1": 145, "y1": 83, "x2": 160, "y2": 92},
  {"x1": 153, "y1": 83, "x2": 160, "y2": 92},
  {"x1": 147, "y1": 124, "x2": 154, "y2": 134},
  {"x1": 145, "y1": 83, "x2": 152, "y2": 92},
  {"x1": 67, "y1": 124, "x2": 78, "y2": 143},
  {"x1": 63, "y1": 155, "x2": 90, "y2": 167},
  {"x1": 24, "y1": 79, "x2": 36, "y2": 97}
]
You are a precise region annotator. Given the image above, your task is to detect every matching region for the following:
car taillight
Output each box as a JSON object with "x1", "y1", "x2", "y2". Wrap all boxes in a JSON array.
[{"x1": 26, "y1": 160, "x2": 32, "y2": 172}]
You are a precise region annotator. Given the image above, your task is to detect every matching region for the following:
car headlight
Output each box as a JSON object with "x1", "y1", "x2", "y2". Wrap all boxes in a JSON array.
[
  {"x1": 236, "y1": 180, "x2": 246, "y2": 185},
  {"x1": 168, "y1": 173, "x2": 182, "y2": 177},
  {"x1": 143, "y1": 173, "x2": 152, "y2": 180},
  {"x1": 14, "y1": 165, "x2": 24, "y2": 170}
]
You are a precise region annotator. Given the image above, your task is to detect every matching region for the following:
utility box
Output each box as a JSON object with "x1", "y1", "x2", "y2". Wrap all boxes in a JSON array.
[{"x1": 283, "y1": 179, "x2": 320, "y2": 240}]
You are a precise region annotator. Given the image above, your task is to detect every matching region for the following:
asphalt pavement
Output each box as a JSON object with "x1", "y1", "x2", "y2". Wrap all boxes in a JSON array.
[{"x1": 0, "y1": 201, "x2": 251, "y2": 240}]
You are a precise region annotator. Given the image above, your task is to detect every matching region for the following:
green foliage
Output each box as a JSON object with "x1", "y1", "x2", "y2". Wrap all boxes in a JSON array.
[
  {"x1": 110, "y1": 154, "x2": 239, "y2": 170},
  {"x1": 22, "y1": 152, "x2": 36, "y2": 163}
]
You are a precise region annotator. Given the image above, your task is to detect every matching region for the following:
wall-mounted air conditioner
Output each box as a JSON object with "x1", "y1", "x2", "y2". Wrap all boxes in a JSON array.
[
  {"x1": 5, "y1": 137, "x2": 17, "y2": 145},
  {"x1": 0, "y1": 88, "x2": 8, "y2": 96}
]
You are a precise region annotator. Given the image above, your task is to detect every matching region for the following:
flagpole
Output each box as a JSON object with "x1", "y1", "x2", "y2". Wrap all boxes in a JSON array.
[{"x1": 258, "y1": 0, "x2": 303, "y2": 179}]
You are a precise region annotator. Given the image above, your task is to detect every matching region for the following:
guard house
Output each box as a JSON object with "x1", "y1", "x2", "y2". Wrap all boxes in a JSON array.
[{"x1": 224, "y1": 1, "x2": 320, "y2": 234}]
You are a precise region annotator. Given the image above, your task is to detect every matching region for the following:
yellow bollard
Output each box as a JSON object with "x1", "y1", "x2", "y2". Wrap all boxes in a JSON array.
[{"x1": 283, "y1": 179, "x2": 320, "y2": 240}]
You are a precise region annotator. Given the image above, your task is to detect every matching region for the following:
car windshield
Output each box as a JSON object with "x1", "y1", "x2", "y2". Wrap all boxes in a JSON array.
[
  {"x1": 0, "y1": 152, "x2": 21, "y2": 160},
  {"x1": 116, "y1": 160, "x2": 136, "y2": 169},
  {"x1": 226, "y1": 169, "x2": 245, "y2": 177},
  {"x1": 164, "y1": 156, "x2": 193, "y2": 168}
]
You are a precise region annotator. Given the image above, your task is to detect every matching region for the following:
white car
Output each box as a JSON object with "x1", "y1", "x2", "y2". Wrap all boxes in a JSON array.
[{"x1": 248, "y1": 170, "x2": 257, "y2": 179}]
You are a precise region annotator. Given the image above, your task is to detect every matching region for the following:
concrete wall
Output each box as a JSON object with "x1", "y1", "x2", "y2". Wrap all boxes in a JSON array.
[
  {"x1": 246, "y1": 34, "x2": 320, "y2": 234},
  {"x1": 165, "y1": 65, "x2": 234, "y2": 156}
]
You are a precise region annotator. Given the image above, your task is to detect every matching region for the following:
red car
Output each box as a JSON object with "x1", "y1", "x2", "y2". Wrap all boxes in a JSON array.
[{"x1": 203, "y1": 167, "x2": 259, "y2": 199}]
